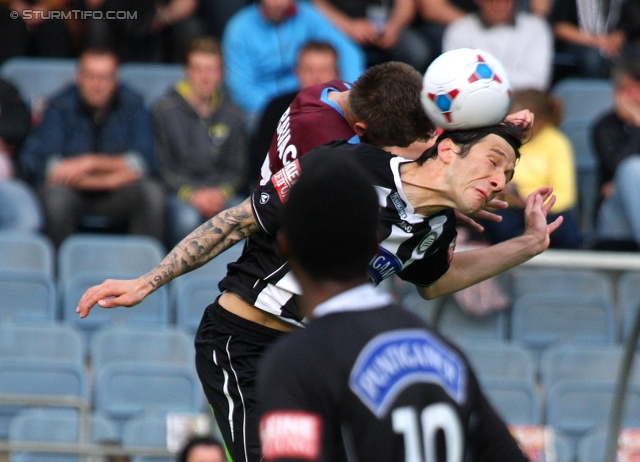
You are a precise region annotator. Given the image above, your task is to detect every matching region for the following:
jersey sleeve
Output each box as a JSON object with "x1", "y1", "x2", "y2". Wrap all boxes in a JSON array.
[
  {"x1": 252, "y1": 143, "x2": 347, "y2": 235},
  {"x1": 251, "y1": 159, "x2": 303, "y2": 235}
]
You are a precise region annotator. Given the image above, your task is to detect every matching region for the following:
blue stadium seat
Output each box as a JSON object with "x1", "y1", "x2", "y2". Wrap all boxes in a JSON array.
[
  {"x1": 0, "y1": 270, "x2": 57, "y2": 324},
  {"x1": 436, "y1": 295, "x2": 508, "y2": 342},
  {"x1": 550, "y1": 78, "x2": 613, "y2": 244},
  {"x1": 121, "y1": 413, "x2": 175, "y2": 462},
  {"x1": 90, "y1": 326, "x2": 193, "y2": 372},
  {"x1": 57, "y1": 234, "x2": 165, "y2": 285},
  {"x1": 511, "y1": 293, "x2": 616, "y2": 358},
  {"x1": 0, "y1": 323, "x2": 84, "y2": 366},
  {"x1": 551, "y1": 78, "x2": 613, "y2": 123},
  {"x1": 618, "y1": 271, "x2": 640, "y2": 343},
  {"x1": 94, "y1": 362, "x2": 202, "y2": 438},
  {"x1": 538, "y1": 343, "x2": 634, "y2": 390},
  {"x1": 482, "y1": 377, "x2": 540, "y2": 425},
  {"x1": 172, "y1": 276, "x2": 221, "y2": 334},
  {"x1": 118, "y1": 63, "x2": 183, "y2": 108},
  {"x1": 560, "y1": 118, "x2": 601, "y2": 242},
  {"x1": 576, "y1": 428, "x2": 607, "y2": 462},
  {"x1": 0, "y1": 358, "x2": 89, "y2": 439},
  {"x1": 9, "y1": 408, "x2": 119, "y2": 462},
  {"x1": 545, "y1": 380, "x2": 640, "y2": 456},
  {"x1": 0, "y1": 57, "x2": 76, "y2": 110},
  {"x1": 0, "y1": 231, "x2": 55, "y2": 276},
  {"x1": 61, "y1": 271, "x2": 170, "y2": 341},
  {"x1": 455, "y1": 339, "x2": 537, "y2": 384},
  {"x1": 508, "y1": 267, "x2": 613, "y2": 301}
]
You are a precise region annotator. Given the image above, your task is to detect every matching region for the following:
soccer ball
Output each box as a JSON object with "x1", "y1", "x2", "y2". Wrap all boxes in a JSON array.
[{"x1": 421, "y1": 48, "x2": 512, "y2": 130}]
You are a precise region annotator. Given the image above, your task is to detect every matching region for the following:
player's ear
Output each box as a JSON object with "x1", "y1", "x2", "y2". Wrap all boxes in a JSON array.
[
  {"x1": 353, "y1": 122, "x2": 368, "y2": 138},
  {"x1": 437, "y1": 138, "x2": 456, "y2": 163}
]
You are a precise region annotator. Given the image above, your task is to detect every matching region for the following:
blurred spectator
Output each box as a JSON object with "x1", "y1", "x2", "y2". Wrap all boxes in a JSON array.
[
  {"x1": 309, "y1": 0, "x2": 431, "y2": 72},
  {"x1": 620, "y1": 0, "x2": 640, "y2": 57},
  {"x1": 197, "y1": 0, "x2": 248, "y2": 39},
  {"x1": 154, "y1": 37, "x2": 248, "y2": 248},
  {"x1": 0, "y1": 78, "x2": 43, "y2": 231},
  {"x1": 0, "y1": 0, "x2": 76, "y2": 65},
  {"x1": 592, "y1": 55, "x2": 640, "y2": 251},
  {"x1": 549, "y1": 0, "x2": 625, "y2": 79},
  {"x1": 221, "y1": 0, "x2": 365, "y2": 131},
  {"x1": 177, "y1": 435, "x2": 226, "y2": 462},
  {"x1": 416, "y1": 0, "x2": 477, "y2": 62},
  {"x1": 443, "y1": 0, "x2": 553, "y2": 91},
  {"x1": 82, "y1": 0, "x2": 204, "y2": 63},
  {"x1": 19, "y1": 48, "x2": 164, "y2": 247},
  {"x1": 417, "y1": 0, "x2": 553, "y2": 68},
  {"x1": 245, "y1": 41, "x2": 340, "y2": 194},
  {"x1": 479, "y1": 89, "x2": 582, "y2": 249}
]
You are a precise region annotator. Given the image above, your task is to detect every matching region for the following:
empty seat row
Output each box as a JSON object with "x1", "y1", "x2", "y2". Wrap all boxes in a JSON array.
[
  {"x1": 0, "y1": 232, "x2": 243, "y2": 335},
  {"x1": 0, "y1": 323, "x2": 204, "y2": 442},
  {"x1": 8, "y1": 408, "x2": 190, "y2": 462},
  {"x1": 456, "y1": 340, "x2": 640, "y2": 460},
  {"x1": 402, "y1": 266, "x2": 640, "y2": 352}
]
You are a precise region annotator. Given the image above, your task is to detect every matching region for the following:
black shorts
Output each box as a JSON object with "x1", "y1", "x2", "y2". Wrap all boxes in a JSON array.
[{"x1": 194, "y1": 296, "x2": 285, "y2": 462}]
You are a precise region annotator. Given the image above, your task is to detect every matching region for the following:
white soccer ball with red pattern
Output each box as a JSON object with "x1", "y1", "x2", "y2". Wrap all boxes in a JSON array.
[{"x1": 421, "y1": 48, "x2": 512, "y2": 130}]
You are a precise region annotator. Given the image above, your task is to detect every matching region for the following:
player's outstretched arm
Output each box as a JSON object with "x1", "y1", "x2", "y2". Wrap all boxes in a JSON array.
[
  {"x1": 418, "y1": 186, "x2": 562, "y2": 300},
  {"x1": 76, "y1": 197, "x2": 260, "y2": 318}
]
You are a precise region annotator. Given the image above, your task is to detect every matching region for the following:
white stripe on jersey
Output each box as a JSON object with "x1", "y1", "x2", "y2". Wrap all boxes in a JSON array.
[{"x1": 254, "y1": 271, "x2": 306, "y2": 327}]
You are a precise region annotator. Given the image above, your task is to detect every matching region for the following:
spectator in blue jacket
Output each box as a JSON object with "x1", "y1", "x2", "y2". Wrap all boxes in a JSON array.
[
  {"x1": 221, "y1": 0, "x2": 366, "y2": 131},
  {"x1": 20, "y1": 48, "x2": 164, "y2": 247}
]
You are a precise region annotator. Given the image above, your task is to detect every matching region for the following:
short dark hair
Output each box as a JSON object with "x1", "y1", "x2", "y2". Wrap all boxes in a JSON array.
[
  {"x1": 178, "y1": 435, "x2": 225, "y2": 462},
  {"x1": 184, "y1": 36, "x2": 223, "y2": 65},
  {"x1": 79, "y1": 47, "x2": 119, "y2": 66},
  {"x1": 298, "y1": 41, "x2": 338, "y2": 59},
  {"x1": 611, "y1": 53, "x2": 640, "y2": 87},
  {"x1": 281, "y1": 152, "x2": 379, "y2": 282},
  {"x1": 416, "y1": 122, "x2": 526, "y2": 164},
  {"x1": 348, "y1": 61, "x2": 436, "y2": 148}
]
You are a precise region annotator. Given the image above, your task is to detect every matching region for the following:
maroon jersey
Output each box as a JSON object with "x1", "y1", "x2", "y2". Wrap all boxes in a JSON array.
[{"x1": 258, "y1": 80, "x2": 358, "y2": 186}]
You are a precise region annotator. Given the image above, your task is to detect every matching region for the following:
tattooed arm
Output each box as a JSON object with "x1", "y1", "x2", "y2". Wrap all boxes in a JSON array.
[{"x1": 76, "y1": 198, "x2": 260, "y2": 318}]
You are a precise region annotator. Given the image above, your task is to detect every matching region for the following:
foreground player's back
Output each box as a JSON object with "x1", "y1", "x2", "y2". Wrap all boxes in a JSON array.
[{"x1": 258, "y1": 302, "x2": 529, "y2": 462}]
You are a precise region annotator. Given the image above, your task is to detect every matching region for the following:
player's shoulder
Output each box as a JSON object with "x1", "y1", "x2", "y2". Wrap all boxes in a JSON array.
[
  {"x1": 301, "y1": 140, "x2": 390, "y2": 172},
  {"x1": 295, "y1": 80, "x2": 351, "y2": 102}
]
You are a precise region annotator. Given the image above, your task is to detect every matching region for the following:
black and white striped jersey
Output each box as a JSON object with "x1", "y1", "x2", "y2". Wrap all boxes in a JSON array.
[{"x1": 218, "y1": 140, "x2": 458, "y2": 325}]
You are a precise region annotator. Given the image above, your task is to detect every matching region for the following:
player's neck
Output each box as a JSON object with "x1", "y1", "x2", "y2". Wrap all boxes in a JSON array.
[
  {"x1": 400, "y1": 161, "x2": 454, "y2": 215},
  {"x1": 328, "y1": 90, "x2": 352, "y2": 122}
]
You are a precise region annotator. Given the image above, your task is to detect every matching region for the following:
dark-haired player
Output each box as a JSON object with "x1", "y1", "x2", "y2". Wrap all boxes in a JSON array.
[
  {"x1": 257, "y1": 154, "x2": 530, "y2": 462},
  {"x1": 77, "y1": 122, "x2": 560, "y2": 462},
  {"x1": 255, "y1": 59, "x2": 533, "y2": 232}
]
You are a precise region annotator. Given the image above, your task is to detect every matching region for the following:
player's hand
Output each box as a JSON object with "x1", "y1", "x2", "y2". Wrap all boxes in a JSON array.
[
  {"x1": 347, "y1": 18, "x2": 379, "y2": 44},
  {"x1": 504, "y1": 109, "x2": 534, "y2": 138},
  {"x1": 523, "y1": 186, "x2": 563, "y2": 254},
  {"x1": 76, "y1": 277, "x2": 150, "y2": 319},
  {"x1": 191, "y1": 188, "x2": 227, "y2": 218},
  {"x1": 455, "y1": 198, "x2": 507, "y2": 232}
]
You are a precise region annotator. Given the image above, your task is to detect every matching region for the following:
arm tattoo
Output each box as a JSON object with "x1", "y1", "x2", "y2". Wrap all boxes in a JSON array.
[{"x1": 145, "y1": 198, "x2": 260, "y2": 289}]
